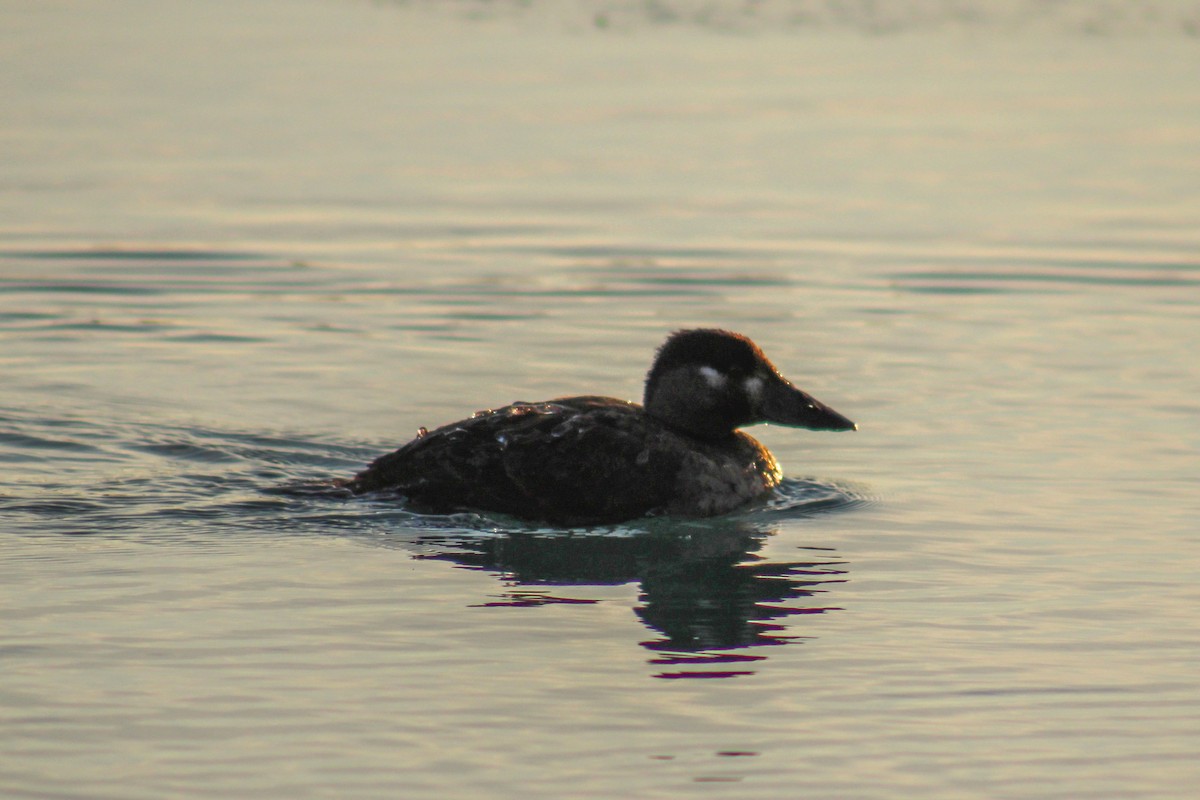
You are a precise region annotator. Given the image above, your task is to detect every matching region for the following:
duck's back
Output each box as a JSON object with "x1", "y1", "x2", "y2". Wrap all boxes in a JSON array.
[{"x1": 345, "y1": 396, "x2": 778, "y2": 525}]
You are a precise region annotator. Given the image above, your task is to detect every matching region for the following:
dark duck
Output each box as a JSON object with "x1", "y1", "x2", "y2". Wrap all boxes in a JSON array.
[{"x1": 343, "y1": 329, "x2": 855, "y2": 525}]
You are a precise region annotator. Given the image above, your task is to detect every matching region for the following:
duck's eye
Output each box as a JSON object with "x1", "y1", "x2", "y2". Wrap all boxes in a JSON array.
[{"x1": 697, "y1": 366, "x2": 727, "y2": 388}]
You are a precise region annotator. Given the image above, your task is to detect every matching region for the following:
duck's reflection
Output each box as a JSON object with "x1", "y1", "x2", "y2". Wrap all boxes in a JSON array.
[{"x1": 417, "y1": 519, "x2": 847, "y2": 679}]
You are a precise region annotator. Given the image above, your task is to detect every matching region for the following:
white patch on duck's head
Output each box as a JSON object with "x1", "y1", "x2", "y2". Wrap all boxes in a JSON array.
[
  {"x1": 742, "y1": 375, "x2": 765, "y2": 403},
  {"x1": 697, "y1": 365, "x2": 727, "y2": 388}
]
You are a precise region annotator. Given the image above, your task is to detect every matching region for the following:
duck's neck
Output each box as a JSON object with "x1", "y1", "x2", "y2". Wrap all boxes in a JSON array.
[{"x1": 644, "y1": 375, "x2": 741, "y2": 442}]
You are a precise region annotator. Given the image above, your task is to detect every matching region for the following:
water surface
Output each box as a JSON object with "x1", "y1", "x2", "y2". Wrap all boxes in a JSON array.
[{"x1": 3, "y1": 1, "x2": 1199, "y2": 798}]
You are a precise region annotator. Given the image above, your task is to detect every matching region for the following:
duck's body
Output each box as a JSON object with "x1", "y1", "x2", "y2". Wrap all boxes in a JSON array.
[
  {"x1": 346, "y1": 395, "x2": 783, "y2": 525},
  {"x1": 344, "y1": 330, "x2": 855, "y2": 525}
]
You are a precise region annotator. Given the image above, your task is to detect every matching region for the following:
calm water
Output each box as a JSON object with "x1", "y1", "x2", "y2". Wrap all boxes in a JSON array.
[{"x1": 3, "y1": 1, "x2": 1200, "y2": 798}]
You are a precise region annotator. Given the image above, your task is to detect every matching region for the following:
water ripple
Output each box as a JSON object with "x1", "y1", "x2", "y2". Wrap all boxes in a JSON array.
[{"x1": 889, "y1": 246, "x2": 1200, "y2": 295}]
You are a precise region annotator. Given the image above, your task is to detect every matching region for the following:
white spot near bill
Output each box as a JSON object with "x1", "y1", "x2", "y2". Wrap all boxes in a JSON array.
[{"x1": 742, "y1": 376, "x2": 764, "y2": 402}]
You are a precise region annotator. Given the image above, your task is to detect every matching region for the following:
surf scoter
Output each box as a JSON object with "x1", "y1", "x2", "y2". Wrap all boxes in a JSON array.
[{"x1": 343, "y1": 329, "x2": 855, "y2": 525}]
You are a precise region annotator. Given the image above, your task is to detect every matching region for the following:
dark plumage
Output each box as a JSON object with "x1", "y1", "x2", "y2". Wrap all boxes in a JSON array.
[{"x1": 343, "y1": 329, "x2": 855, "y2": 525}]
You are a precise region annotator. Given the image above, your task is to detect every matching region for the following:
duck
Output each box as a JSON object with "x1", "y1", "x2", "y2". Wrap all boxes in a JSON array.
[{"x1": 343, "y1": 329, "x2": 855, "y2": 525}]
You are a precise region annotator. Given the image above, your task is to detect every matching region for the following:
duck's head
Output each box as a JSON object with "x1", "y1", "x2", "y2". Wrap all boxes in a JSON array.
[{"x1": 643, "y1": 329, "x2": 856, "y2": 441}]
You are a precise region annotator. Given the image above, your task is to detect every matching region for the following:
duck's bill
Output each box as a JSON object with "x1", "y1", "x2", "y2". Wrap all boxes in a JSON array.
[{"x1": 761, "y1": 380, "x2": 857, "y2": 431}]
